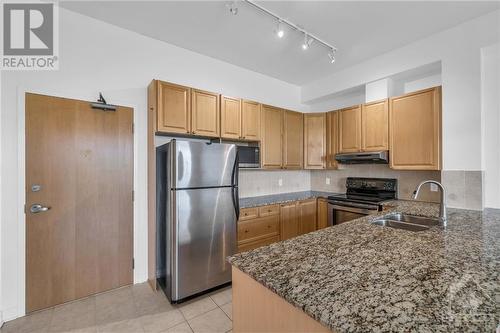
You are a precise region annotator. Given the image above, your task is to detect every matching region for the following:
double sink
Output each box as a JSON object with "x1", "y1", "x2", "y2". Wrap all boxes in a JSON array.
[{"x1": 371, "y1": 213, "x2": 440, "y2": 232}]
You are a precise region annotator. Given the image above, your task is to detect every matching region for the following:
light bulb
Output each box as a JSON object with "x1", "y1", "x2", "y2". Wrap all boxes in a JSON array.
[
  {"x1": 302, "y1": 34, "x2": 312, "y2": 50},
  {"x1": 276, "y1": 21, "x2": 284, "y2": 38}
]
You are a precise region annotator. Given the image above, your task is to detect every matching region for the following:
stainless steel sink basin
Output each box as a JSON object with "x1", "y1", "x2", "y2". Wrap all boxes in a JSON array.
[
  {"x1": 371, "y1": 219, "x2": 430, "y2": 232},
  {"x1": 383, "y1": 213, "x2": 440, "y2": 226}
]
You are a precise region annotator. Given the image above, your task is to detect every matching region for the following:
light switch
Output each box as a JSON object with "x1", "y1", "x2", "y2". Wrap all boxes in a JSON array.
[
  {"x1": 278, "y1": 178, "x2": 283, "y2": 187},
  {"x1": 430, "y1": 183, "x2": 438, "y2": 192},
  {"x1": 326, "y1": 177, "x2": 331, "y2": 185}
]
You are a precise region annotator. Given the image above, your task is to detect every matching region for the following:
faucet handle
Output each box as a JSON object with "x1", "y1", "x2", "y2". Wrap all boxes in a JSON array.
[{"x1": 411, "y1": 190, "x2": 418, "y2": 200}]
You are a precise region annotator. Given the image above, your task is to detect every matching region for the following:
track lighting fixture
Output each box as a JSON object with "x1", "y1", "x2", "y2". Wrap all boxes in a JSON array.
[
  {"x1": 227, "y1": 1, "x2": 238, "y2": 15},
  {"x1": 302, "y1": 34, "x2": 313, "y2": 50},
  {"x1": 275, "y1": 20, "x2": 284, "y2": 38},
  {"x1": 328, "y1": 49, "x2": 336, "y2": 63},
  {"x1": 234, "y1": 1, "x2": 338, "y2": 63}
]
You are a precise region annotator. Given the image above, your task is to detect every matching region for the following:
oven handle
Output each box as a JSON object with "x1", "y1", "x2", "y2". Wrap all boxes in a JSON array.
[{"x1": 328, "y1": 203, "x2": 375, "y2": 215}]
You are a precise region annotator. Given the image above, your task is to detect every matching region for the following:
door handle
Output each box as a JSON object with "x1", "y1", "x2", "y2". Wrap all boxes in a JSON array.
[{"x1": 30, "y1": 204, "x2": 50, "y2": 214}]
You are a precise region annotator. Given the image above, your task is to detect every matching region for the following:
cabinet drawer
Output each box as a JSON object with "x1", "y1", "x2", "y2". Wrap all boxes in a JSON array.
[
  {"x1": 258, "y1": 204, "x2": 280, "y2": 217},
  {"x1": 238, "y1": 235, "x2": 280, "y2": 253},
  {"x1": 239, "y1": 207, "x2": 258, "y2": 221},
  {"x1": 238, "y1": 215, "x2": 279, "y2": 242}
]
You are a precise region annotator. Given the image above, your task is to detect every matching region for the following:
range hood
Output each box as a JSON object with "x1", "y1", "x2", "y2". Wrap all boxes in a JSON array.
[{"x1": 335, "y1": 151, "x2": 389, "y2": 164}]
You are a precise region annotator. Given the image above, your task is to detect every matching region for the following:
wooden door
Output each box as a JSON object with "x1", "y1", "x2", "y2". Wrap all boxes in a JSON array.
[
  {"x1": 156, "y1": 80, "x2": 191, "y2": 134},
  {"x1": 339, "y1": 105, "x2": 362, "y2": 153},
  {"x1": 191, "y1": 89, "x2": 220, "y2": 137},
  {"x1": 362, "y1": 99, "x2": 389, "y2": 151},
  {"x1": 283, "y1": 110, "x2": 303, "y2": 169},
  {"x1": 389, "y1": 87, "x2": 442, "y2": 170},
  {"x1": 304, "y1": 113, "x2": 326, "y2": 169},
  {"x1": 298, "y1": 199, "x2": 317, "y2": 235},
  {"x1": 25, "y1": 93, "x2": 133, "y2": 312},
  {"x1": 261, "y1": 105, "x2": 283, "y2": 169},
  {"x1": 317, "y1": 198, "x2": 328, "y2": 229},
  {"x1": 326, "y1": 111, "x2": 339, "y2": 169},
  {"x1": 221, "y1": 96, "x2": 242, "y2": 139},
  {"x1": 241, "y1": 100, "x2": 261, "y2": 141},
  {"x1": 280, "y1": 203, "x2": 299, "y2": 241}
]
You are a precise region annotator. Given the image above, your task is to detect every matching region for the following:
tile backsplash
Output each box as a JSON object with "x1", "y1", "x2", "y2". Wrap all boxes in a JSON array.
[{"x1": 239, "y1": 170, "x2": 311, "y2": 198}]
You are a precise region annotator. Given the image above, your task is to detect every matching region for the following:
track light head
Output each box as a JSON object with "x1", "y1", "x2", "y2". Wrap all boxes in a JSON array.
[
  {"x1": 328, "y1": 49, "x2": 336, "y2": 63},
  {"x1": 275, "y1": 20, "x2": 284, "y2": 38},
  {"x1": 302, "y1": 34, "x2": 313, "y2": 50},
  {"x1": 227, "y1": 1, "x2": 238, "y2": 15}
]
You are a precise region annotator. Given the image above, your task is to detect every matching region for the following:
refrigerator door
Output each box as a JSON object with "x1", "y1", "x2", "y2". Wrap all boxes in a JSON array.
[
  {"x1": 173, "y1": 141, "x2": 237, "y2": 189},
  {"x1": 172, "y1": 187, "x2": 237, "y2": 301}
]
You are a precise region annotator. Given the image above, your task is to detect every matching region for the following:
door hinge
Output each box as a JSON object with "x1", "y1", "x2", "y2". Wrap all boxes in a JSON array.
[
  {"x1": 24, "y1": 204, "x2": 26, "y2": 214},
  {"x1": 132, "y1": 258, "x2": 135, "y2": 269},
  {"x1": 132, "y1": 123, "x2": 135, "y2": 134}
]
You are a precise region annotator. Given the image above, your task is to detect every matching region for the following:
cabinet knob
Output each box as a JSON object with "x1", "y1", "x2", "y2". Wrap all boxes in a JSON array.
[{"x1": 244, "y1": 230, "x2": 249, "y2": 233}]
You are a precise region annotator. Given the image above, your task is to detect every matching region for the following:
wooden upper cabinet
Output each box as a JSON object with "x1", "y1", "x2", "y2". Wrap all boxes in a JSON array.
[
  {"x1": 326, "y1": 111, "x2": 339, "y2": 169},
  {"x1": 298, "y1": 199, "x2": 317, "y2": 235},
  {"x1": 283, "y1": 110, "x2": 304, "y2": 169},
  {"x1": 280, "y1": 203, "x2": 299, "y2": 241},
  {"x1": 156, "y1": 80, "x2": 191, "y2": 134},
  {"x1": 304, "y1": 113, "x2": 326, "y2": 169},
  {"x1": 362, "y1": 99, "x2": 389, "y2": 151},
  {"x1": 241, "y1": 100, "x2": 261, "y2": 141},
  {"x1": 261, "y1": 105, "x2": 283, "y2": 169},
  {"x1": 221, "y1": 96, "x2": 242, "y2": 139},
  {"x1": 339, "y1": 105, "x2": 362, "y2": 153},
  {"x1": 191, "y1": 89, "x2": 220, "y2": 137},
  {"x1": 389, "y1": 87, "x2": 442, "y2": 170}
]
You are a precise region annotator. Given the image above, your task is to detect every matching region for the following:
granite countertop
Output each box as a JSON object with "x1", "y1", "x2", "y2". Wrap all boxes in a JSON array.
[
  {"x1": 239, "y1": 191, "x2": 339, "y2": 208},
  {"x1": 228, "y1": 200, "x2": 500, "y2": 332}
]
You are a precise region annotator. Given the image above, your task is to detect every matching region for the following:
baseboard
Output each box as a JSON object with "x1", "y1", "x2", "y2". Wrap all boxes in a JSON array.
[{"x1": 1, "y1": 306, "x2": 23, "y2": 323}]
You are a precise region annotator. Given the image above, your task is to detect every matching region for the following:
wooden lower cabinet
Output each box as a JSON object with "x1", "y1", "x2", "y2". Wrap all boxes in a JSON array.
[
  {"x1": 317, "y1": 198, "x2": 329, "y2": 229},
  {"x1": 298, "y1": 199, "x2": 317, "y2": 235},
  {"x1": 238, "y1": 199, "x2": 320, "y2": 252}
]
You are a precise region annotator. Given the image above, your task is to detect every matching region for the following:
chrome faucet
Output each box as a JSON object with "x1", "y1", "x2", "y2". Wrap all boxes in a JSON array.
[{"x1": 412, "y1": 180, "x2": 447, "y2": 225}]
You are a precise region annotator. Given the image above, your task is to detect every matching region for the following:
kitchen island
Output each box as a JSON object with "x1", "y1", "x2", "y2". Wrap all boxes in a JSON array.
[{"x1": 228, "y1": 201, "x2": 500, "y2": 332}]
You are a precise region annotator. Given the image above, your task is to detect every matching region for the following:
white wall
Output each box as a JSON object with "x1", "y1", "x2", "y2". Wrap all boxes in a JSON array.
[
  {"x1": 0, "y1": 7, "x2": 306, "y2": 320},
  {"x1": 481, "y1": 43, "x2": 500, "y2": 209},
  {"x1": 302, "y1": 10, "x2": 500, "y2": 171}
]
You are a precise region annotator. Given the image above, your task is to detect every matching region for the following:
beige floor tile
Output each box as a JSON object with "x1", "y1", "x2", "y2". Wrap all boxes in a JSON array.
[
  {"x1": 97, "y1": 318, "x2": 143, "y2": 333},
  {"x1": 178, "y1": 297, "x2": 217, "y2": 320},
  {"x1": 50, "y1": 297, "x2": 96, "y2": 333},
  {"x1": 219, "y1": 303, "x2": 232, "y2": 320},
  {"x1": 163, "y1": 322, "x2": 193, "y2": 333},
  {"x1": 96, "y1": 287, "x2": 137, "y2": 325},
  {"x1": 139, "y1": 309, "x2": 185, "y2": 333},
  {"x1": 208, "y1": 288, "x2": 232, "y2": 307},
  {"x1": 133, "y1": 287, "x2": 174, "y2": 316},
  {"x1": 1, "y1": 309, "x2": 53, "y2": 333},
  {"x1": 187, "y1": 308, "x2": 232, "y2": 333}
]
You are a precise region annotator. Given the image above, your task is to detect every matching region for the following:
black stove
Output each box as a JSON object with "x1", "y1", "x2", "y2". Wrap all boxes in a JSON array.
[{"x1": 328, "y1": 177, "x2": 398, "y2": 208}]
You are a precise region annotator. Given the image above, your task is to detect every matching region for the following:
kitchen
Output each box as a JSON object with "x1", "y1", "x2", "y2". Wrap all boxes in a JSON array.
[{"x1": 1, "y1": 1, "x2": 499, "y2": 333}]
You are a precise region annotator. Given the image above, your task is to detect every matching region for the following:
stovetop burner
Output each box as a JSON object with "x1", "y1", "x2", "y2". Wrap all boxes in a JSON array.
[{"x1": 327, "y1": 177, "x2": 398, "y2": 205}]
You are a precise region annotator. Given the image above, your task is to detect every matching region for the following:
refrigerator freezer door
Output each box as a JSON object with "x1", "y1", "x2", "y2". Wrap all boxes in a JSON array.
[
  {"x1": 174, "y1": 141, "x2": 237, "y2": 189},
  {"x1": 172, "y1": 187, "x2": 237, "y2": 301}
]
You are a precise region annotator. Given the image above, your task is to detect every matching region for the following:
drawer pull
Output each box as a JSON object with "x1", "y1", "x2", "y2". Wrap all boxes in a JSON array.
[{"x1": 244, "y1": 230, "x2": 249, "y2": 233}]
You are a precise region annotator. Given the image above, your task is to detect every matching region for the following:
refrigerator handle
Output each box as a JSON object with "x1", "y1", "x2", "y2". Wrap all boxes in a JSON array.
[
  {"x1": 231, "y1": 149, "x2": 239, "y2": 220},
  {"x1": 231, "y1": 149, "x2": 239, "y2": 187}
]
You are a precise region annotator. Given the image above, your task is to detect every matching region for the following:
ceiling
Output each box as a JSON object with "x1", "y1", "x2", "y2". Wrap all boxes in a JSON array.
[{"x1": 59, "y1": 1, "x2": 499, "y2": 85}]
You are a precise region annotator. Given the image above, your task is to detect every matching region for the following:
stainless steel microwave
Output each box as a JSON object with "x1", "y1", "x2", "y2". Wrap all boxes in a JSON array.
[{"x1": 237, "y1": 145, "x2": 260, "y2": 168}]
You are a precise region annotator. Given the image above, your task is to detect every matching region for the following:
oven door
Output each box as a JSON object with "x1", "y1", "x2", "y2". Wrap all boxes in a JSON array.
[{"x1": 327, "y1": 202, "x2": 378, "y2": 226}]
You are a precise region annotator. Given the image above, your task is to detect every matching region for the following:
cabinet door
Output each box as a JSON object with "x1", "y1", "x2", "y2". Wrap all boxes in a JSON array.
[
  {"x1": 339, "y1": 105, "x2": 362, "y2": 153},
  {"x1": 191, "y1": 89, "x2": 220, "y2": 137},
  {"x1": 389, "y1": 87, "x2": 441, "y2": 170},
  {"x1": 304, "y1": 113, "x2": 326, "y2": 169},
  {"x1": 317, "y1": 198, "x2": 328, "y2": 230},
  {"x1": 280, "y1": 203, "x2": 299, "y2": 241},
  {"x1": 283, "y1": 110, "x2": 304, "y2": 169},
  {"x1": 261, "y1": 105, "x2": 283, "y2": 169},
  {"x1": 241, "y1": 100, "x2": 261, "y2": 141},
  {"x1": 221, "y1": 96, "x2": 242, "y2": 139},
  {"x1": 362, "y1": 99, "x2": 388, "y2": 151},
  {"x1": 326, "y1": 111, "x2": 339, "y2": 169},
  {"x1": 157, "y1": 81, "x2": 191, "y2": 134},
  {"x1": 298, "y1": 199, "x2": 317, "y2": 235}
]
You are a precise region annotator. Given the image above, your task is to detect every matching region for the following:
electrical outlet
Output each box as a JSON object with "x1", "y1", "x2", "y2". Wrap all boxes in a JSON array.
[
  {"x1": 326, "y1": 177, "x2": 331, "y2": 185},
  {"x1": 278, "y1": 178, "x2": 283, "y2": 187},
  {"x1": 430, "y1": 183, "x2": 438, "y2": 192}
]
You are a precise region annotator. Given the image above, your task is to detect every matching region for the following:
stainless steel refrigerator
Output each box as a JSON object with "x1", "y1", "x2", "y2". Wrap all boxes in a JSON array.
[{"x1": 156, "y1": 140, "x2": 239, "y2": 302}]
